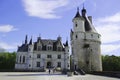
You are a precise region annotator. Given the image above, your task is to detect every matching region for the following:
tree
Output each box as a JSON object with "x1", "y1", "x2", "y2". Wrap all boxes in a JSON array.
[
  {"x1": 0, "y1": 52, "x2": 16, "y2": 69},
  {"x1": 102, "y1": 55, "x2": 120, "y2": 71}
]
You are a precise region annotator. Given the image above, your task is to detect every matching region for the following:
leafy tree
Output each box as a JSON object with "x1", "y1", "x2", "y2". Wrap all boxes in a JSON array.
[
  {"x1": 102, "y1": 55, "x2": 120, "y2": 71},
  {"x1": 0, "y1": 52, "x2": 16, "y2": 69}
]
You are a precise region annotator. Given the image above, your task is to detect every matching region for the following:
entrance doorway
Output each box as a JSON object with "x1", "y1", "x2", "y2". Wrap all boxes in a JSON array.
[{"x1": 47, "y1": 62, "x2": 52, "y2": 68}]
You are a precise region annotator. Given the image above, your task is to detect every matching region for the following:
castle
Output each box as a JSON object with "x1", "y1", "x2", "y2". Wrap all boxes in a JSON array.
[
  {"x1": 15, "y1": 36, "x2": 70, "y2": 70},
  {"x1": 70, "y1": 7, "x2": 102, "y2": 71},
  {"x1": 15, "y1": 7, "x2": 102, "y2": 72}
]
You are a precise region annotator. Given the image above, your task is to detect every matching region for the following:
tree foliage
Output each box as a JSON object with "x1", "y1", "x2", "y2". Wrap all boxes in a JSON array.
[
  {"x1": 0, "y1": 52, "x2": 16, "y2": 69},
  {"x1": 102, "y1": 55, "x2": 120, "y2": 71}
]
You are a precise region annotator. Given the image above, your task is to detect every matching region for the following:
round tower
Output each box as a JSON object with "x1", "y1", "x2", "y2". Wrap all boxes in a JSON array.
[{"x1": 71, "y1": 7, "x2": 102, "y2": 72}]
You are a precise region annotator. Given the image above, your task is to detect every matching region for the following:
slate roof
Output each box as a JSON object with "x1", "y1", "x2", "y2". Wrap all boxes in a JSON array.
[
  {"x1": 74, "y1": 7, "x2": 97, "y2": 32},
  {"x1": 17, "y1": 37, "x2": 67, "y2": 52}
]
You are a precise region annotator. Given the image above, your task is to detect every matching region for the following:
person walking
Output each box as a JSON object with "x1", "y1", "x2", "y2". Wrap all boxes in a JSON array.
[{"x1": 48, "y1": 69, "x2": 51, "y2": 74}]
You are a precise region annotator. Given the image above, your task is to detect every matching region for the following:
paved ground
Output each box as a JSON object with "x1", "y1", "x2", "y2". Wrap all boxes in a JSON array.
[{"x1": 0, "y1": 72, "x2": 119, "y2": 80}]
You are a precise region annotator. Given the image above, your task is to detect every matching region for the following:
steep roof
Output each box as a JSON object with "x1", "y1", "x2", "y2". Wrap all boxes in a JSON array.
[
  {"x1": 17, "y1": 37, "x2": 65, "y2": 52},
  {"x1": 74, "y1": 7, "x2": 84, "y2": 20},
  {"x1": 73, "y1": 7, "x2": 97, "y2": 32},
  {"x1": 84, "y1": 16, "x2": 97, "y2": 32}
]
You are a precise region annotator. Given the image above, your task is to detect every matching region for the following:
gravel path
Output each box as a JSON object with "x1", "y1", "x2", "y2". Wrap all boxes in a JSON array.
[{"x1": 0, "y1": 72, "x2": 119, "y2": 80}]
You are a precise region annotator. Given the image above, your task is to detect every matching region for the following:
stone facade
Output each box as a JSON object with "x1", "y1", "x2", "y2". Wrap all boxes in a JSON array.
[
  {"x1": 70, "y1": 7, "x2": 102, "y2": 72},
  {"x1": 15, "y1": 36, "x2": 70, "y2": 70}
]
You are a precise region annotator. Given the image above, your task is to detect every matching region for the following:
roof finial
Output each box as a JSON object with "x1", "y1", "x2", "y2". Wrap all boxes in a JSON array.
[
  {"x1": 25, "y1": 34, "x2": 28, "y2": 44},
  {"x1": 39, "y1": 33, "x2": 41, "y2": 37},
  {"x1": 83, "y1": 3, "x2": 85, "y2": 9}
]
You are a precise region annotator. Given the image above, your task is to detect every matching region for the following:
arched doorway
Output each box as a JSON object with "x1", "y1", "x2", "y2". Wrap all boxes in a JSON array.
[{"x1": 47, "y1": 62, "x2": 52, "y2": 68}]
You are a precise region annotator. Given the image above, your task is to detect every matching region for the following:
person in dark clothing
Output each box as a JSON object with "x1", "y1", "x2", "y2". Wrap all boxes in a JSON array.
[{"x1": 49, "y1": 69, "x2": 51, "y2": 74}]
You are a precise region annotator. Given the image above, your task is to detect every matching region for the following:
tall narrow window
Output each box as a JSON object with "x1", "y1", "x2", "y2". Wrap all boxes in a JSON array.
[
  {"x1": 19, "y1": 56, "x2": 21, "y2": 63},
  {"x1": 76, "y1": 35, "x2": 78, "y2": 39},
  {"x1": 57, "y1": 62, "x2": 61, "y2": 67},
  {"x1": 37, "y1": 62, "x2": 40, "y2": 67},
  {"x1": 23, "y1": 56, "x2": 25, "y2": 63},
  {"x1": 75, "y1": 23, "x2": 77, "y2": 27}
]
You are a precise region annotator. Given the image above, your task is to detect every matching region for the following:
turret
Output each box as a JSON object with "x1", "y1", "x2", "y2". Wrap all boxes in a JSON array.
[
  {"x1": 70, "y1": 6, "x2": 102, "y2": 72},
  {"x1": 81, "y1": 6, "x2": 86, "y2": 17},
  {"x1": 73, "y1": 7, "x2": 85, "y2": 32},
  {"x1": 28, "y1": 36, "x2": 33, "y2": 52},
  {"x1": 64, "y1": 40, "x2": 70, "y2": 70},
  {"x1": 27, "y1": 36, "x2": 33, "y2": 69}
]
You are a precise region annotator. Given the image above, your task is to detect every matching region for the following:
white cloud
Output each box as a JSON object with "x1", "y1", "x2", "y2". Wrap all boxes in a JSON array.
[
  {"x1": 22, "y1": 0, "x2": 85, "y2": 19},
  {"x1": 0, "y1": 41, "x2": 18, "y2": 51},
  {"x1": 22, "y1": 0, "x2": 68, "y2": 19},
  {"x1": 95, "y1": 12, "x2": 120, "y2": 43},
  {"x1": 97, "y1": 13, "x2": 120, "y2": 23},
  {"x1": 94, "y1": 12, "x2": 120, "y2": 55},
  {"x1": 101, "y1": 44, "x2": 120, "y2": 54},
  {"x1": 0, "y1": 25, "x2": 18, "y2": 33}
]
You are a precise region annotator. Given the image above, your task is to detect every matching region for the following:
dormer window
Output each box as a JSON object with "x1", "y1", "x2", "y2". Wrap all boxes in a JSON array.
[
  {"x1": 38, "y1": 46, "x2": 42, "y2": 51},
  {"x1": 23, "y1": 56, "x2": 25, "y2": 63},
  {"x1": 57, "y1": 47, "x2": 62, "y2": 51},
  {"x1": 47, "y1": 45, "x2": 52, "y2": 51}
]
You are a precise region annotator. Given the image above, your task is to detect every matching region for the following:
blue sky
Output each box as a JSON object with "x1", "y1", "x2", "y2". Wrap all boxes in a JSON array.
[{"x1": 0, "y1": 0, "x2": 120, "y2": 56}]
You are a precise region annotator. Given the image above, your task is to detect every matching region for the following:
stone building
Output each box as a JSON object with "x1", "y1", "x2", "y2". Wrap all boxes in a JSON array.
[
  {"x1": 70, "y1": 7, "x2": 102, "y2": 72},
  {"x1": 15, "y1": 35, "x2": 70, "y2": 70}
]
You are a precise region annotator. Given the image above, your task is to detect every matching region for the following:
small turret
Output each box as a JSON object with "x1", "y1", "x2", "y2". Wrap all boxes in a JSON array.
[
  {"x1": 81, "y1": 5, "x2": 86, "y2": 17},
  {"x1": 74, "y1": 7, "x2": 81, "y2": 18},
  {"x1": 29, "y1": 37, "x2": 32, "y2": 45},
  {"x1": 64, "y1": 40, "x2": 68, "y2": 47},
  {"x1": 72, "y1": 7, "x2": 85, "y2": 32}
]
